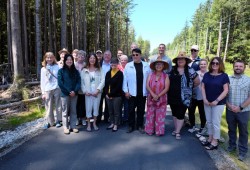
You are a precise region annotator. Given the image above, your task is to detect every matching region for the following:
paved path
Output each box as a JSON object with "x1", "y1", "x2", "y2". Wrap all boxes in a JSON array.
[{"x1": 0, "y1": 114, "x2": 217, "y2": 170}]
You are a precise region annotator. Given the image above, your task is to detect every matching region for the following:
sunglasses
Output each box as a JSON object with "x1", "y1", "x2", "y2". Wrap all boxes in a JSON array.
[
  {"x1": 132, "y1": 54, "x2": 139, "y2": 56},
  {"x1": 191, "y1": 49, "x2": 198, "y2": 52},
  {"x1": 211, "y1": 62, "x2": 219, "y2": 65}
]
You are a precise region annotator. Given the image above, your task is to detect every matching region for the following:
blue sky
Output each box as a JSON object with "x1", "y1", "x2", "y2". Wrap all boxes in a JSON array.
[{"x1": 130, "y1": 0, "x2": 207, "y2": 51}]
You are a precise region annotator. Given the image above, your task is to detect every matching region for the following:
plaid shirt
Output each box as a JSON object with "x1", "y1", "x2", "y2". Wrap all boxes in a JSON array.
[{"x1": 227, "y1": 74, "x2": 250, "y2": 112}]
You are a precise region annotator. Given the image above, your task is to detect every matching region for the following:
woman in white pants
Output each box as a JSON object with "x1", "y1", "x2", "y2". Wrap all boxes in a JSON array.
[
  {"x1": 201, "y1": 57, "x2": 229, "y2": 150},
  {"x1": 81, "y1": 53, "x2": 105, "y2": 131}
]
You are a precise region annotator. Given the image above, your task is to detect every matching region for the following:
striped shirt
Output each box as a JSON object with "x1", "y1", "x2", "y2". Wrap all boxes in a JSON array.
[{"x1": 227, "y1": 74, "x2": 250, "y2": 112}]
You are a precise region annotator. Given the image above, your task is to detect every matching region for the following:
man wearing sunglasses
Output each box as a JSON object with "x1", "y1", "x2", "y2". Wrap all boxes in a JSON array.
[
  {"x1": 123, "y1": 48, "x2": 150, "y2": 133},
  {"x1": 149, "y1": 43, "x2": 172, "y2": 73},
  {"x1": 189, "y1": 45, "x2": 201, "y2": 71}
]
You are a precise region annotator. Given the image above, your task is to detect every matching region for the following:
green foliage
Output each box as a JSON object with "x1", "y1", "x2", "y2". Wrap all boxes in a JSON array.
[
  {"x1": 136, "y1": 36, "x2": 150, "y2": 59},
  {"x1": 168, "y1": 0, "x2": 249, "y2": 63}
]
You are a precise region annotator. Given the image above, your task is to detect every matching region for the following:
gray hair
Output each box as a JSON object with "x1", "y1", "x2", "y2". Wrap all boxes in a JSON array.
[
  {"x1": 77, "y1": 50, "x2": 87, "y2": 57},
  {"x1": 120, "y1": 55, "x2": 128, "y2": 60}
]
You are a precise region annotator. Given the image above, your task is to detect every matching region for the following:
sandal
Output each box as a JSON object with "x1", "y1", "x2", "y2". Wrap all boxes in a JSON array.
[
  {"x1": 205, "y1": 144, "x2": 218, "y2": 150},
  {"x1": 201, "y1": 140, "x2": 210, "y2": 146},
  {"x1": 175, "y1": 133, "x2": 181, "y2": 140},
  {"x1": 172, "y1": 131, "x2": 176, "y2": 136}
]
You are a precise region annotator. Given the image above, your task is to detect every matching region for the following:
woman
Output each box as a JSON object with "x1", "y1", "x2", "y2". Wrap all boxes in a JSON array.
[
  {"x1": 118, "y1": 55, "x2": 128, "y2": 72},
  {"x1": 81, "y1": 53, "x2": 105, "y2": 132},
  {"x1": 105, "y1": 58, "x2": 123, "y2": 132},
  {"x1": 40, "y1": 52, "x2": 62, "y2": 129},
  {"x1": 75, "y1": 50, "x2": 87, "y2": 126},
  {"x1": 188, "y1": 59, "x2": 208, "y2": 134},
  {"x1": 168, "y1": 51, "x2": 200, "y2": 140},
  {"x1": 58, "y1": 54, "x2": 81, "y2": 134},
  {"x1": 118, "y1": 54, "x2": 129, "y2": 123},
  {"x1": 201, "y1": 57, "x2": 229, "y2": 150},
  {"x1": 145, "y1": 59, "x2": 170, "y2": 136}
]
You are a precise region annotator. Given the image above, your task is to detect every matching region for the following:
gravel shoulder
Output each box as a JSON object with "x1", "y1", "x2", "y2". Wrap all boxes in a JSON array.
[{"x1": 0, "y1": 118, "x2": 248, "y2": 169}]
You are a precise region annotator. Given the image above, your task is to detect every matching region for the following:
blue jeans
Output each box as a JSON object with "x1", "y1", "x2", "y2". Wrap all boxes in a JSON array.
[{"x1": 226, "y1": 109, "x2": 249, "y2": 155}]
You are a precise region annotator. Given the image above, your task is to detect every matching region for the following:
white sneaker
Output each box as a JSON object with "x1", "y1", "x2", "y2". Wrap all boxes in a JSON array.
[
  {"x1": 76, "y1": 119, "x2": 80, "y2": 126},
  {"x1": 188, "y1": 126, "x2": 197, "y2": 133},
  {"x1": 82, "y1": 119, "x2": 87, "y2": 126}
]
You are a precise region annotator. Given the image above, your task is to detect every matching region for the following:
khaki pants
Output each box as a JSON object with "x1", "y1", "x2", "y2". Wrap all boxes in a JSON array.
[{"x1": 44, "y1": 88, "x2": 62, "y2": 125}]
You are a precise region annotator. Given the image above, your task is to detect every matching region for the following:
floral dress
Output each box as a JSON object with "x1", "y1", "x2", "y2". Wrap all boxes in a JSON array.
[{"x1": 145, "y1": 72, "x2": 167, "y2": 135}]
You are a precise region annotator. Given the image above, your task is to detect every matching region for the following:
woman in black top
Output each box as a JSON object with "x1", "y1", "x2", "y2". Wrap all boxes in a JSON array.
[{"x1": 104, "y1": 58, "x2": 124, "y2": 132}]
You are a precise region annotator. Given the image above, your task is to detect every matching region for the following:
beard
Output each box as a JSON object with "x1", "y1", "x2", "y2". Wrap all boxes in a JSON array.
[{"x1": 234, "y1": 69, "x2": 244, "y2": 75}]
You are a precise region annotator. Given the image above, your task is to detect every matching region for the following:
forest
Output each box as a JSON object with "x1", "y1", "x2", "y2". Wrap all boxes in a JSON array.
[
  {"x1": 164, "y1": 0, "x2": 249, "y2": 63},
  {"x1": 0, "y1": 0, "x2": 249, "y2": 86}
]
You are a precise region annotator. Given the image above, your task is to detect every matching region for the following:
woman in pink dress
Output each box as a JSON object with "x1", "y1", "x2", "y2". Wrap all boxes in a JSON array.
[{"x1": 145, "y1": 59, "x2": 170, "y2": 136}]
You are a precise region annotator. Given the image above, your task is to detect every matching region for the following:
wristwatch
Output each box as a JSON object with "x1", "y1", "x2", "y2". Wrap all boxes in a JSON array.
[{"x1": 239, "y1": 105, "x2": 244, "y2": 111}]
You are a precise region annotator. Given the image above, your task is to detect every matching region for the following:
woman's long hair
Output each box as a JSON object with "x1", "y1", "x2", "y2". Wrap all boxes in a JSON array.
[
  {"x1": 85, "y1": 53, "x2": 100, "y2": 70},
  {"x1": 41, "y1": 52, "x2": 57, "y2": 67},
  {"x1": 208, "y1": 56, "x2": 225, "y2": 73}
]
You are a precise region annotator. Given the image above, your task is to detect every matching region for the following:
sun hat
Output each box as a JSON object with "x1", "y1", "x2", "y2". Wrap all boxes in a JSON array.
[
  {"x1": 150, "y1": 59, "x2": 169, "y2": 70},
  {"x1": 58, "y1": 48, "x2": 69, "y2": 55},
  {"x1": 172, "y1": 51, "x2": 192, "y2": 64},
  {"x1": 191, "y1": 45, "x2": 199, "y2": 51}
]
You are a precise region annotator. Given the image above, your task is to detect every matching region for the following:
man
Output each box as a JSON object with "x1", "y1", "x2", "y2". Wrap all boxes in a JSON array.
[
  {"x1": 128, "y1": 42, "x2": 144, "y2": 62},
  {"x1": 187, "y1": 44, "x2": 201, "y2": 131},
  {"x1": 57, "y1": 48, "x2": 69, "y2": 68},
  {"x1": 96, "y1": 50, "x2": 103, "y2": 66},
  {"x1": 189, "y1": 45, "x2": 201, "y2": 71},
  {"x1": 97, "y1": 50, "x2": 111, "y2": 124},
  {"x1": 123, "y1": 48, "x2": 150, "y2": 133},
  {"x1": 117, "y1": 49, "x2": 123, "y2": 61},
  {"x1": 149, "y1": 43, "x2": 172, "y2": 73},
  {"x1": 226, "y1": 59, "x2": 250, "y2": 161}
]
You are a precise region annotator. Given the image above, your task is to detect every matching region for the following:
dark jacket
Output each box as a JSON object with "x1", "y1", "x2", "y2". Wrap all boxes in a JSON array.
[
  {"x1": 190, "y1": 56, "x2": 201, "y2": 71},
  {"x1": 104, "y1": 69, "x2": 123, "y2": 97},
  {"x1": 58, "y1": 67, "x2": 81, "y2": 97}
]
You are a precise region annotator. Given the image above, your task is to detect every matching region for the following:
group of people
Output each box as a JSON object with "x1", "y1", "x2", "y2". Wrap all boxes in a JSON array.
[{"x1": 40, "y1": 43, "x2": 250, "y2": 161}]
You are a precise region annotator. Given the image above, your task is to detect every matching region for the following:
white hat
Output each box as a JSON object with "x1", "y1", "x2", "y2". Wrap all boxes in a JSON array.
[{"x1": 191, "y1": 45, "x2": 199, "y2": 51}]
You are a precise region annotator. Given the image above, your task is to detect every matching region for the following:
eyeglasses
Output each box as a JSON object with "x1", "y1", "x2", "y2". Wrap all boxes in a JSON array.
[
  {"x1": 211, "y1": 62, "x2": 219, "y2": 65},
  {"x1": 191, "y1": 49, "x2": 198, "y2": 52},
  {"x1": 132, "y1": 54, "x2": 139, "y2": 56}
]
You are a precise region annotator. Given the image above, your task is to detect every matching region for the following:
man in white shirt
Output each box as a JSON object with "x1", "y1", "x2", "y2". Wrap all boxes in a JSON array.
[{"x1": 123, "y1": 48, "x2": 150, "y2": 133}]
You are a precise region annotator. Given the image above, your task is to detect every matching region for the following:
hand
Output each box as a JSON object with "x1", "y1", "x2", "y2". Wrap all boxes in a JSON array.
[
  {"x1": 42, "y1": 94, "x2": 46, "y2": 100},
  {"x1": 231, "y1": 105, "x2": 240, "y2": 113},
  {"x1": 153, "y1": 95, "x2": 159, "y2": 101},
  {"x1": 125, "y1": 92, "x2": 131, "y2": 99},
  {"x1": 106, "y1": 95, "x2": 112, "y2": 99},
  {"x1": 203, "y1": 99, "x2": 210, "y2": 105},
  {"x1": 210, "y1": 100, "x2": 218, "y2": 106},
  {"x1": 92, "y1": 90, "x2": 100, "y2": 97},
  {"x1": 85, "y1": 92, "x2": 91, "y2": 96},
  {"x1": 69, "y1": 91, "x2": 75, "y2": 97}
]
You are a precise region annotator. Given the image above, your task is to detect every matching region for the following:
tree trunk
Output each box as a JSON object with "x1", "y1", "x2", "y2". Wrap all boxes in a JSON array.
[
  {"x1": 21, "y1": 0, "x2": 29, "y2": 76},
  {"x1": 217, "y1": 17, "x2": 222, "y2": 57},
  {"x1": 95, "y1": 0, "x2": 100, "y2": 50},
  {"x1": 7, "y1": 0, "x2": 13, "y2": 72},
  {"x1": 48, "y1": 0, "x2": 53, "y2": 52},
  {"x1": 105, "y1": 0, "x2": 110, "y2": 50},
  {"x1": 204, "y1": 27, "x2": 209, "y2": 55},
  {"x1": 61, "y1": 0, "x2": 67, "y2": 48},
  {"x1": 72, "y1": 0, "x2": 76, "y2": 50},
  {"x1": 43, "y1": 0, "x2": 47, "y2": 53},
  {"x1": 10, "y1": 0, "x2": 24, "y2": 81},
  {"x1": 35, "y1": 0, "x2": 42, "y2": 80},
  {"x1": 82, "y1": 0, "x2": 87, "y2": 51},
  {"x1": 52, "y1": 0, "x2": 57, "y2": 55},
  {"x1": 223, "y1": 15, "x2": 231, "y2": 63}
]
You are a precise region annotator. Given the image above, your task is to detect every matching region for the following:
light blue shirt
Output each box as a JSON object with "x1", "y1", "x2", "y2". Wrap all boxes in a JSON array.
[{"x1": 102, "y1": 61, "x2": 111, "y2": 76}]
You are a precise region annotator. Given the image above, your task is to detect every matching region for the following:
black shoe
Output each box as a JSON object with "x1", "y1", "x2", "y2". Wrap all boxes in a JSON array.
[
  {"x1": 138, "y1": 127, "x2": 145, "y2": 134},
  {"x1": 205, "y1": 144, "x2": 218, "y2": 150},
  {"x1": 126, "y1": 127, "x2": 134, "y2": 133},
  {"x1": 201, "y1": 140, "x2": 210, "y2": 146}
]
